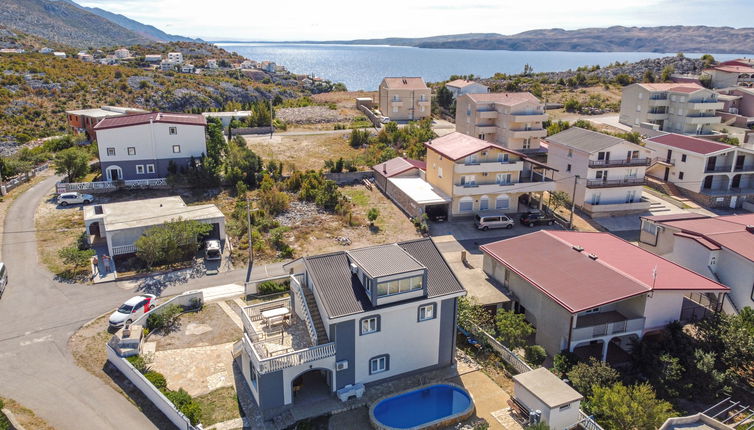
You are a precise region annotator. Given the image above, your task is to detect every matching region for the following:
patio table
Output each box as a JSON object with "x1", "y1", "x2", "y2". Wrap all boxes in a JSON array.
[{"x1": 262, "y1": 307, "x2": 291, "y2": 326}]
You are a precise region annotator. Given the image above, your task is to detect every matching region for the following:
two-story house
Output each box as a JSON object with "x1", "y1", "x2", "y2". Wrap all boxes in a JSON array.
[
  {"x1": 481, "y1": 230, "x2": 729, "y2": 361},
  {"x1": 66, "y1": 106, "x2": 148, "y2": 140},
  {"x1": 167, "y1": 52, "x2": 183, "y2": 64},
  {"x1": 716, "y1": 86, "x2": 754, "y2": 129},
  {"x1": 424, "y1": 132, "x2": 556, "y2": 217},
  {"x1": 236, "y1": 239, "x2": 465, "y2": 417},
  {"x1": 454, "y1": 92, "x2": 548, "y2": 159},
  {"x1": 378, "y1": 77, "x2": 431, "y2": 121},
  {"x1": 93, "y1": 112, "x2": 207, "y2": 181},
  {"x1": 545, "y1": 127, "x2": 652, "y2": 217},
  {"x1": 643, "y1": 132, "x2": 754, "y2": 208},
  {"x1": 445, "y1": 79, "x2": 489, "y2": 99},
  {"x1": 619, "y1": 83, "x2": 723, "y2": 135},
  {"x1": 639, "y1": 213, "x2": 754, "y2": 313},
  {"x1": 703, "y1": 60, "x2": 754, "y2": 89}
]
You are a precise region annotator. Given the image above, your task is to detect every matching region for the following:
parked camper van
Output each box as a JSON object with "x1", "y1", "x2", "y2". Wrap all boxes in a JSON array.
[{"x1": 474, "y1": 212, "x2": 514, "y2": 231}]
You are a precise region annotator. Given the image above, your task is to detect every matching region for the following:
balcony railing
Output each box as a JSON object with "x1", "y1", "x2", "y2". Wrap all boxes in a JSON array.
[
  {"x1": 290, "y1": 275, "x2": 318, "y2": 346},
  {"x1": 588, "y1": 158, "x2": 651, "y2": 168},
  {"x1": 585, "y1": 178, "x2": 646, "y2": 188},
  {"x1": 243, "y1": 333, "x2": 336, "y2": 374},
  {"x1": 705, "y1": 165, "x2": 732, "y2": 173},
  {"x1": 572, "y1": 316, "x2": 645, "y2": 343},
  {"x1": 733, "y1": 164, "x2": 754, "y2": 172}
]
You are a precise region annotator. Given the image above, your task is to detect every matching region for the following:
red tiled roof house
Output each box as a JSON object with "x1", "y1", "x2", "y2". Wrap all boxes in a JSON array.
[{"x1": 481, "y1": 231, "x2": 728, "y2": 361}]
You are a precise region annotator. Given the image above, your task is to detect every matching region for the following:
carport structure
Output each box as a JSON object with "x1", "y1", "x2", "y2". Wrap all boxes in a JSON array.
[{"x1": 84, "y1": 196, "x2": 225, "y2": 256}]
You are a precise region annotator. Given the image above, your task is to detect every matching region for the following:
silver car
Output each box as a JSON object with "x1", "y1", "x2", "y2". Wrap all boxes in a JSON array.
[
  {"x1": 474, "y1": 212, "x2": 514, "y2": 231},
  {"x1": 57, "y1": 192, "x2": 94, "y2": 206},
  {"x1": 204, "y1": 240, "x2": 222, "y2": 261}
]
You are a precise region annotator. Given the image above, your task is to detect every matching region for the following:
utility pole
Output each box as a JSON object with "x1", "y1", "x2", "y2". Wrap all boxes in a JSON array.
[
  {"x1": 246, "y1": 196, "x2": 254, "y2": 282},
  {"x1": 269, "y1": 97, "x2": 274, "y2": 140},
  {"x1": 568, "y1": 175, "x2": 580, "y2": 230}
]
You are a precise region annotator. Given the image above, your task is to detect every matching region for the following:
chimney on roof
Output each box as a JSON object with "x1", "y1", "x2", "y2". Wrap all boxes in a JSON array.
[
  {"x1": 383, "y1": 163, "x2": 387, "y2": 173},
  {"x1": 572, "y1": 245, "x2": 584, "y2": 252},
  {"x1": 588, "y1": 253, "x2": 598, "y2": 260},
  {"x1": 747, "y1": 225, "x2": 754, "y2": 233}
]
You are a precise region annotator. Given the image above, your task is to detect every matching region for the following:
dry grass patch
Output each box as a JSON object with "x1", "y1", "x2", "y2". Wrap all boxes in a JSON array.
[
  {"x1": 34, "y1": 192, "x2": 87, "y2": 280},
  {"x1": 150, "y1": 302, "x2": 242, "y2": 351},
  {"x1": 0, "y1": 397, "x2": 55, "y2": 430},
  {"x1": 243, "y1": 132, "x2": 364, "y2": 172},
  {"x1": 195, "y1": 386, "x2": 242, "y2": 427}
]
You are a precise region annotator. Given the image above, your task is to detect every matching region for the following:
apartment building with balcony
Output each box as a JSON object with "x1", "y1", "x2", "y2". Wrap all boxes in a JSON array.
[
  {"x1": 378, "y1": 77, "x2": 431, "y2": 121},
  {"x1": 716, "y1": 86, "x2": 754, "y2": 128},
  {"x1": 639, "y1": 213, "x2": 754, "y2": 314},
  {"x1": 236, "y1": 239, "x2": 465, "y2": 417},
  {"x1": 619, "y1": 83, "x2": 723, "y2": 135},
  {"x1": 545, "y1": 127, "x2": 652, "y2": 217},
  {"x1": 481, "y1": 230, "x2": 728, "y2": 361},
  {"x1": 455, "y1": 92, "x2": 548, "y2": 157},
  {"x1": 703, "y1": 60, "x2": 754, "y2": 89},
  {"x1": 424, "y1": 132, "x2": 555, "y2": 217},
  {"x1": 644, "y1": 132, "x2": 754, "y2": 208}
]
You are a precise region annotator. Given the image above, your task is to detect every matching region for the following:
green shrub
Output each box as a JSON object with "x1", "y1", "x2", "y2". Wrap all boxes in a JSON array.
[
  {"x1": 525, "y1": 345, "x2": 547, "y2": 366},
  {"x1": 126, "y1": 354, "x2": 151, "y2": 373},
  {"x1": 145, "y1": 304, "x2": 183, "y2": 333},
  {"x1": 144, "y1": 371, "x2": 167, "y2": 390},
  {"x1": 552, "y1": 351, "x2": 579, "y2": 377},
  {"x1": 165, "y1": 388, "x2": 202, "y2": 425},
  {"x1": 258, "y1": 280, "x2": 289, "y2": 295}
]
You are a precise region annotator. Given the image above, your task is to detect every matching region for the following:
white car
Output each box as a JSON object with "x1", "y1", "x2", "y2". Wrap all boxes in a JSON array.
[
  {"x1": 204, "y1": 240, "x2": 222, "y2": 261},
  {"x1": 57, "y1": 192, "x2": 94, "y2": 206},
  {"x1": 108, "y1": 294, "x2": 156, "y2": 328}
]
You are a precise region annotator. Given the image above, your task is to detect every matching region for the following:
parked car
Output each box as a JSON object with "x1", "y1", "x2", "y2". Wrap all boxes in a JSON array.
[
  {"x1": 108, "y1": 294, "x2": 156, "y2": 328},
  {"x1": 57, "y1": 192, "x2": 94, "y2": 206},
  {"x1": 519, "y1": 210, "x2": 556, "y2": 227},
  {"x1": 0, "y1": 262, "x2": 7, "y2": 299},
  {"x1": 475, "y1": 212, "x2": 514, "y2": 230},
  {"x1": 204, "y1": 239, "x2": 222, "y2": 261}
]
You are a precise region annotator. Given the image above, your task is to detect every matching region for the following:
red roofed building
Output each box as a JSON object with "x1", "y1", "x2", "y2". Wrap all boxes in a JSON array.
[
  {"x1": 378, "y1": 77, "x2": 431, "y2": 121},
  {"x1": 481, "y1": 230, "x2": 728, "y2": 360},
  {"x1": 93, "y1": 112, "x2": 207, "y2": 181},
  {"x1": 639, "y1": 213, "x2": 754, "y2": 313},
  {"x1": 371, "y1": 157, "x2": 451, "y2": 219},
  {"x1": 619, "y1": 82, "x2": 723, "y2": 135},
  {"x1": 444, "y1": 79, "x2": 489, "y2": 98},
  {"x1": 643, "y1": 132, "x2": 754, "y2": 208},
  {"x1": 703, "y1": 59, "x2": 754, "y2": 89}
]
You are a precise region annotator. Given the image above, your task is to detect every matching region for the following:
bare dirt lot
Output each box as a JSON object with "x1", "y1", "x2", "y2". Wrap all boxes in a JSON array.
[
  {"x1": 150, "y1": 302, "x2": 241, "y2": 351},
  {"x1": 244, "y1": 132, "x2": 365, "y2": 172}
]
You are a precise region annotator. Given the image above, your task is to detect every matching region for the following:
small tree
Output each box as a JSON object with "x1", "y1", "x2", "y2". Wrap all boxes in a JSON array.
[
  {"x1": 494, "y1": 308, "x2": 535, "y2": 350},
  {"x1": 135, "y1": 219, "x2": 213, "y2": 268},
  {"x1": 549, "y1": 191, "x2": 571, "y2": 212},
  {"x1": 367, "y1": 208, "x2": 379, "y2": 226},
  {"x1": 259, "y1": 186, "x2": 290, "y2": 216},
  {"x1": 589, "y1": 383, "x2": 675, "y2": 430},
  {"x1": 146, "y1": 304, "x2": 183, "y2": 333},
  {"x1": 457, "y1": 296, "x2": 494, "y2": 332},
  {"x1": 58, "y1": 245, "x2": 96, "y2": 271},
  {"x1": 524, "y1": 345, "x2": 547, "y2": 366},
  {"x1": 567, "y1": 357, "x2": 620, "y2": 399},
  {"x1": 54, "y1": 147, "x2": 89, "y2": 181}
]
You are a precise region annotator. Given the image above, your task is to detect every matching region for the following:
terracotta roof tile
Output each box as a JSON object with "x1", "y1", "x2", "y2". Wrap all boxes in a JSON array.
[
  {"x1": 94, "y1": 112, "x2": 206, "y2": 130},
  {"x1": 381, "y1": 77, "x2": 428, "y2": 90},
  {"x1": 372, "y1": 157, "x2": 425, "y2": 178},
  {"x1": 464, "y1": 92, "x2": 540, "y2": 106},
  {"x1": 646, "y1": 133, "x2": 732, "y2": 155},
  {"x1": 424, "y1": 132, "x2": 525, "y2": 161}
]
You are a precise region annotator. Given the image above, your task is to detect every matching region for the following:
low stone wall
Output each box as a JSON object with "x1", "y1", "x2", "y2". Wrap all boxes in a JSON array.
[
  {"x1": 0, "y1": 163, "x2": 48, "y2": 195},
  {"x1": 324, "y1": 171, "x2": 373, "y2": 185},
  {"x1": 132, "y1": 290, "x2": 204, "y2": 326},
  {"x1": 106, "y1": 345, "x2": 199, "y2": 430},
  {"x1": 358, "y1": 104, "x2": 382, "y2": 129},
  {"x1": 231, "y1": 126, "x2": 273, "y2": 136}
]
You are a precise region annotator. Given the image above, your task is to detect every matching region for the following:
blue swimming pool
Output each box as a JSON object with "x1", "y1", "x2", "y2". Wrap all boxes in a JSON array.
[{"x1": 370, "y1": 384, "x2": 474, "y2": 429}]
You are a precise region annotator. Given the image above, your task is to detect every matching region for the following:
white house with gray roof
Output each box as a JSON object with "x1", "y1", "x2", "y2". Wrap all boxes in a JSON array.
[
  {"x1": 235, "y1": 239, "x2": 466, "y2": 418},
  {"x1": 545, "y1": 127, "x2": 652, "y2": 217}
]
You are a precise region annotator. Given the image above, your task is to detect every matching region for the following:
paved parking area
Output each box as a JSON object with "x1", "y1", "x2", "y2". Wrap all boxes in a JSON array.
[{"x1": 592, "y1": 193, "x2": 716, "y2": 233}]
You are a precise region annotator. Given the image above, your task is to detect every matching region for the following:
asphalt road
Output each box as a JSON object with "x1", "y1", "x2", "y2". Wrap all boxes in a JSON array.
[{"x1": 0, "y1": 176, "x2": 283, "y2": 429}]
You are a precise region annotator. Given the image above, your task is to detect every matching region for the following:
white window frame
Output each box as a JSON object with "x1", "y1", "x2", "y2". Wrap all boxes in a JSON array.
[
  {"x1": 169, "y1": 126, "x2": 178, "y2": 135},
  {"x1": 479, "y1": 196, "x2": 489, "y2": 211},
  {"x1": 418, "y1": 304, "x2": 436, "y2": 322},
  {"x1": 496, "y1": 173, "x2": 511, "y2": 185},
  {"x1": 437, "y1": 167, "x2": 443, "y2": 178},
  {"x1": 361, "y1": 317, "x2": 378, "y2": 335},
  {"x1": 369, "y1": 356, "x2": 388, "y2": 374},
  {"x1": 459, "y1": 198, "x2": 473, "y2": 212},
  {"x1": 146, "y1": 164, "x2": 155, "y2": 174},
  {"x1": 495, "y1": 195, "x2": 510, "y2": 210},
  {"x1": 106, "y1": 147, "x2": 116, "y2": 156},
  {"x1": 136, "y1": 165, "x2": 145, "y2": 175},
  {"x1": 127, "y1": 147, "x2": 136, "y2": 156},
  {"x1": 172, "y1": 145, "x2": 181, "y2": 153}
]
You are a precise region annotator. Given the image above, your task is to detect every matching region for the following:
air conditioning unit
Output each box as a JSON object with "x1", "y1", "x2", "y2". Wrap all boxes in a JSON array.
[
  {"x1": 729, "y1": 107, "x2": 739, "y2": 115},
  {"x1": 350, "y1": 263, "x2": 358, "y2": 274},
  {"x1": 336, "y1": 360, "x2": 349, "y2": 371}
]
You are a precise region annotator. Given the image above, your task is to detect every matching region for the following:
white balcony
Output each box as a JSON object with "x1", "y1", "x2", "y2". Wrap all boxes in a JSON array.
[
  {"x1": 689, "y1": 101, "x2": 724, "y2": 110},
  {"x1": 648, "y1": 98, "x2": 669, "y2": 107},
  {"x1": 477, "y1": 110, "x2": 498, "y2": 119},
  {"x1": 509, "y1": 128, "x2": 547, "y2": 139},
  {"x1": 390, "y1": 101, "x2": 404, "y2": 107},
  {"x1": 453, "y1": 178, "x2": 555, "y2": 195},
  {"x1": 571, "y1": 311, "x2": 645, "y2": 343},
  {"x1": 511, "y1": 113, "x2": 548, "y2": 122},
  {"x1": 475, "y1": 125, "x2": 498, "y2": 134},
  {"x1": 685, "y1": 115, "x2": 722, "y2": 125},
  {"x1": 646, "y1": 112, "x2": 668, "y2": 121},
  {"x1": 455, "y1": 161, "x2": 523, "y2": 174}
]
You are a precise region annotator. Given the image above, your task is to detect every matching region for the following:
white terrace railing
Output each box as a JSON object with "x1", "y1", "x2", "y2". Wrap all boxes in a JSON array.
[
  {"x1": 242, "y1": 332, "x2": 336, "y2": 374},
  {"x1": 290, "y1": 274, "x2": 318, "y2": 346},
  {"x1": 576, "y1": 410, "x2": 606, "y2": 430},
  {"x1": 112, "y1": 244, "x2": 137, "y2": 256},
  {"x1": 56, "y1": 178, "x2": 168, "y2": 193}
]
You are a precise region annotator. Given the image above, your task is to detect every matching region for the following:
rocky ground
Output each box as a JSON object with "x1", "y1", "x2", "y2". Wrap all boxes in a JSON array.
[
  {"x1": 276, "y1": 106, "x2": 352, "y2": 124},
  {"x1": 274, "y1": 200, "x2": 326, "y2": 227}
]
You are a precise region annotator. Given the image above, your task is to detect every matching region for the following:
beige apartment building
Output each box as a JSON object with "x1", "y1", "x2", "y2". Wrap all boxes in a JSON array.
[
  {"x1": 619, "y1": 83, "x2": 723, "y2": 135},
  {"x1": 455, "y1": 92, "x2": 548, "y2": 156},
  {"x1": 378, "y1": 77, "x2": 431, "y2": 121},
  {"x1": 424, "y1": 132, "x2": 555, "y2": 217}
]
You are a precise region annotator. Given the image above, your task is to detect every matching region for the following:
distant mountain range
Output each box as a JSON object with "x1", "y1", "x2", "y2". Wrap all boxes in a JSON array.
[
  {"x1": 0, "y1": 0, "x2": 197, "y2": 49},
  {"x1": 304, "y1": 26, "x2": 754, "y2": 54}
]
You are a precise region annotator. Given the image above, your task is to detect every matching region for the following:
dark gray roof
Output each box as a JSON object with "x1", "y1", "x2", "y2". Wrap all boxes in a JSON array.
[
  {"x1": 546, "y1": 127, "x2": 633, "y2": 153},
  {"x1": 347, "y1": 244, "x2": 425, "y2": 278},
  {"x1": 304, "y1": 238, "x2": 465, "y2": 319}
]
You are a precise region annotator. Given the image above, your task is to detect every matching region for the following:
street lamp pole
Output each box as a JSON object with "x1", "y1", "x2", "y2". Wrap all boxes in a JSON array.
[{"x1": 568, "y1": 175, "x2": 580, "y2": 230}]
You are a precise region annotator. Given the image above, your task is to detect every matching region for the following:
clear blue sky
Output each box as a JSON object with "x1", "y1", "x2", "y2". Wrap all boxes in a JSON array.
[{"x1": 76, "y1": 0, "x2": 754, "y2": 41}]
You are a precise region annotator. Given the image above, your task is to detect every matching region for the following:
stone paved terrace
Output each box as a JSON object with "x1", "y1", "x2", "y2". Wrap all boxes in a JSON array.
[{"x1": 249, "y1": 311, "x2": 313, "y2": 357}]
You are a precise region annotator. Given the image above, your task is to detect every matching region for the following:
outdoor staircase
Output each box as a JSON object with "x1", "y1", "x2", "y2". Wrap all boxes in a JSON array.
[
  {"x1": 302, "y1": 286, "x2": 329, "y2": 344},
  {"x1": 645, "y1": 176, "x2": 701, "y2": 209}
]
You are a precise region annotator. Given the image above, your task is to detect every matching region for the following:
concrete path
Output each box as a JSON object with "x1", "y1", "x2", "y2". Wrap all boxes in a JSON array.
[{"x1": 0, "y1": 175, "x2": 287, "y2": 430}]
